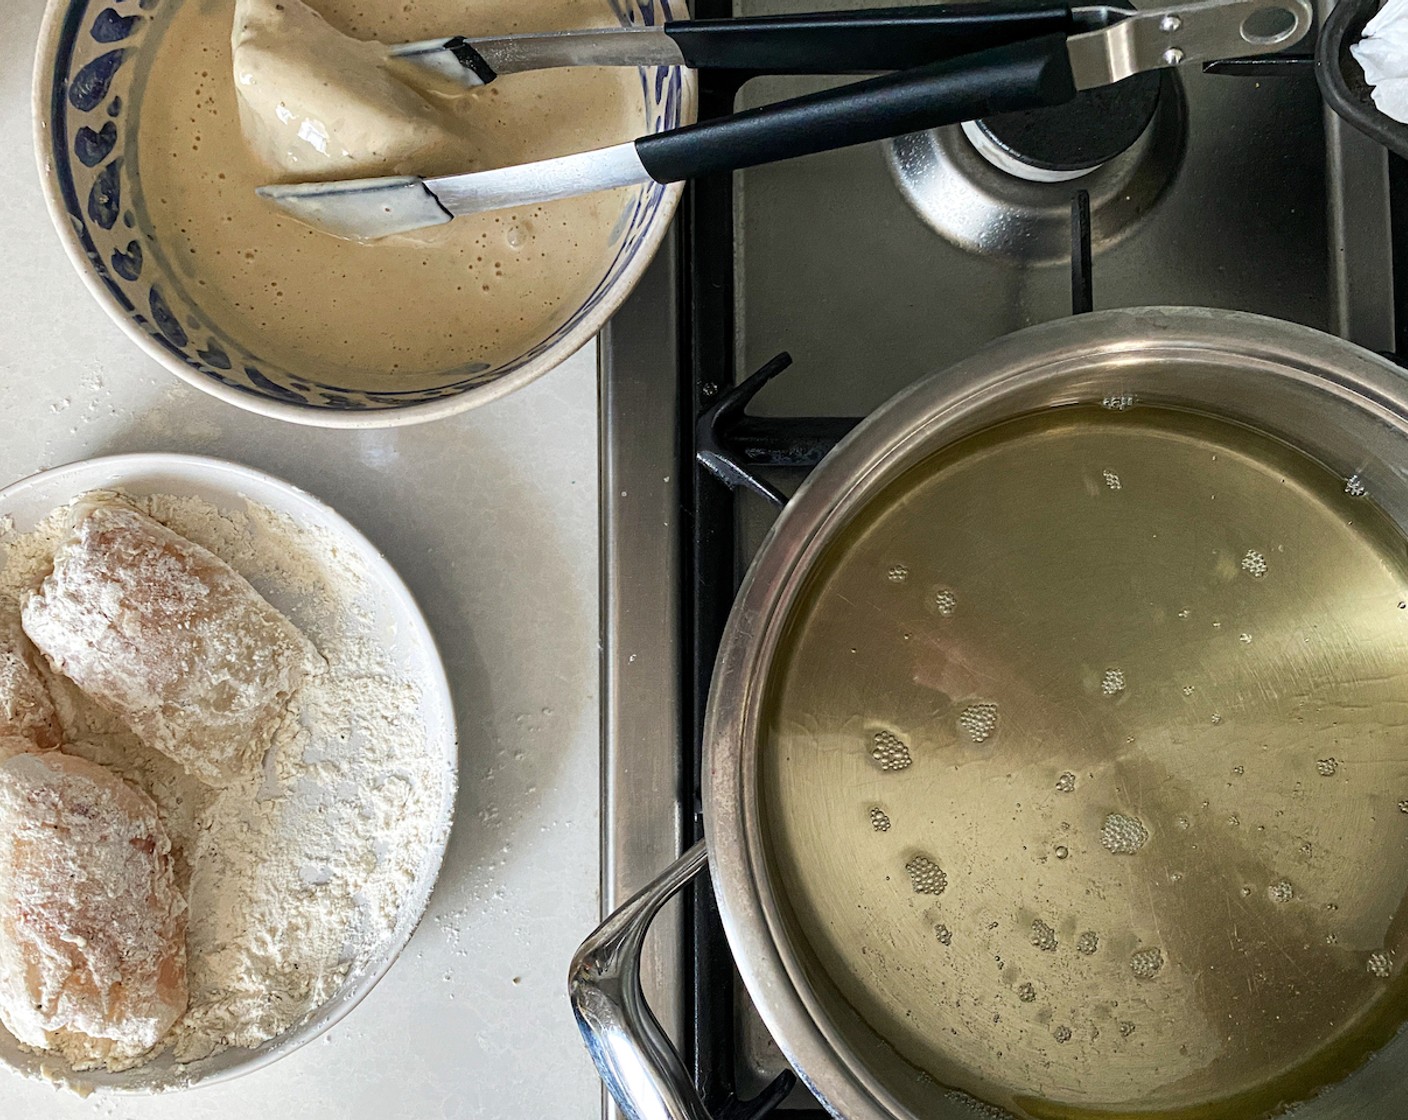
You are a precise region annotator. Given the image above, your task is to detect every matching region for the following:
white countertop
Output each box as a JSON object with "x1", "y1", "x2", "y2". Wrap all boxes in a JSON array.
[{"x1": 0, "y1": 1, "x2": 604, "y2": 1115}]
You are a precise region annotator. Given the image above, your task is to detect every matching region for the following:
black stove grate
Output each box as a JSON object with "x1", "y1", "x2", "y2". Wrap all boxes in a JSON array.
[{"x1": 679, "y1": 34, "x2": 812, "y2": 1114}]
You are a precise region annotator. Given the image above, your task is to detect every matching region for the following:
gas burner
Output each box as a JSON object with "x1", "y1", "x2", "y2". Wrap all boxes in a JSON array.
[
  {"x1": 961, "y1": 71, "x2": 1163, "y2": 183},
  {"x1": 887, "y1": 72, "x2": 1186, "y2": 263}
]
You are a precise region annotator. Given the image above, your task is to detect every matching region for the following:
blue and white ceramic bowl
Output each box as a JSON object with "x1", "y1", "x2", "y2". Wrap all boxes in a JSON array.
[{"x1": 35, "y1": 0, "x2": 696, "y2": 427}]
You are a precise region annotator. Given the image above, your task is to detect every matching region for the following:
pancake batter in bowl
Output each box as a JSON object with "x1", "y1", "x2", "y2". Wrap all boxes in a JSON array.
[{"x1": 134, "y1": 0, "x2": 647, "y2": 384}]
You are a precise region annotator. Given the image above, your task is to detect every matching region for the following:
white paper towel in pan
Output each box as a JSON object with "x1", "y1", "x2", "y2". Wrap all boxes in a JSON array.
[{"x1": 1354, "y1": 0, "x2": 1408, "y2": 123}]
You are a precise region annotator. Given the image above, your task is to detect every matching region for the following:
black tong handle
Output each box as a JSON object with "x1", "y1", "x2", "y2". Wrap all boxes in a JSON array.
[
  {"x1": 663, "y1": 2, "x2": 1076, "y2": 73},
  {"x1": 635, "y1": 33, "x2": 1078, "y2": 182}
]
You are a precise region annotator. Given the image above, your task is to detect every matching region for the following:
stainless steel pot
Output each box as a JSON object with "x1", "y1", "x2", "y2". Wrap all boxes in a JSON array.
[{"x1": 571, "y1": 306, "x2": 1408, "y2": 1120}]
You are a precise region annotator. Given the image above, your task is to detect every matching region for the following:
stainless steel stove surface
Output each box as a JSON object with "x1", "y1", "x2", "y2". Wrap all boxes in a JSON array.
[{"x1": 598, "y1": 1, "x2": 1399, "y2": 1113}]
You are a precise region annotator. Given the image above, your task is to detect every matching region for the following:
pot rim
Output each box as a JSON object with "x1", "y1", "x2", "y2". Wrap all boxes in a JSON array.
[
  {"x1": 702, "y1": 306, "x2": 1408, "y2": 1120},
  {"x1": 31, "y1": 0, "x2": 698, "y2": 429}
]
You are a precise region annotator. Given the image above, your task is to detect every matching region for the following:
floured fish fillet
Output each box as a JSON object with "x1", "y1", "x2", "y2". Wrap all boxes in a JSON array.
[
  {"x1": 0, "y1": 737, "x2": 37, "y2": 765},
  {"x1": 22, "y1": 500, "x2": 320, "y2": 786},
  {"x1": 233, "y1": 0, "x2": 481, "y2": 179},
  {"x1": 0, "y1": 751, "x2": 187, "y2": 1070},
  {"x1": 0, "y1": 619, "x2": 60, "y2": 751}
]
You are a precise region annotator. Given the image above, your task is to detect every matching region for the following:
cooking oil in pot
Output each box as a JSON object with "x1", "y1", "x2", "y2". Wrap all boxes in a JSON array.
[{"x1": 761, "y1": 406, "x2": 1408, "y2": 1118}]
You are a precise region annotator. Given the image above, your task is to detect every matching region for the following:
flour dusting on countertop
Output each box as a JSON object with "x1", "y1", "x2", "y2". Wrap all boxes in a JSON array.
[{"x1": 0, "y1": 491, "x2": 449, "y2": 1072}]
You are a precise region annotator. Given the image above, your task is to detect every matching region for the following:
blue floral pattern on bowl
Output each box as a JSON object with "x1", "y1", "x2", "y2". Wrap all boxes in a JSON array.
[{"x1": 42, "y1": 0, "x2": 688, "y2": 417}]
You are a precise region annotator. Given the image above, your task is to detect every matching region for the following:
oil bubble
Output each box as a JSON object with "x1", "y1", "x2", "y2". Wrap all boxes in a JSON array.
[
  {"x1": 906, "y1": 854, "x2": 948, "y2": 895},
  {"x1": 945, "y1": 1091, "x2": 1011, "y2": 1118},
  {"x1": 1130, "y1": 947, "x2": 1164, "y2": 979},
  {"x1": 1031, "y1": 919, "x2": 1058, "y2": 951},
  {"x1": 959, "y1": 703, "x2": 999, "y2": 744},
  {"x1": 871, "y1": 730, "x2": 912, "y2": 771},
  {"x1": 1101, "y1": 813, "x2": 1150, "y2": 854}
]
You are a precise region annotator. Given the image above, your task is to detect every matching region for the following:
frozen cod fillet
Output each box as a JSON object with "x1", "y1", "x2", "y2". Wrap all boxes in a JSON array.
[
  {"x1": 0, "y1": 751, "x2": 187, "y2": 1070},
  {"x1": 22, "y1": 501, "x2": 321, "y2": 786},
  {"x1": 0, "y1": 620, "x2": 60, "y2": 751}
]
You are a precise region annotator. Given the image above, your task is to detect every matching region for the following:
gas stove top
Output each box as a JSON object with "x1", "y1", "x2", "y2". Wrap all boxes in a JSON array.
[{"x1": 597, "y1": 0, "x2": 1399, "y2": 1113}]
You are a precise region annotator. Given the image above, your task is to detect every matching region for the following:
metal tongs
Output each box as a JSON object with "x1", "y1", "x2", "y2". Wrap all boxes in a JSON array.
[{"x1": 259, "y1": 0, "x2": 1313, "y2": 241}]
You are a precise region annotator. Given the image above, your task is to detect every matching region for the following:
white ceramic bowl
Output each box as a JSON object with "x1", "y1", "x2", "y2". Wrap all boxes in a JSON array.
[
  {"x1": 33, "y1": 1, "x2": 696, "y2": 427},
  {"x1": 0, "y1": 454, "x2": 458, "y2": 1092}
]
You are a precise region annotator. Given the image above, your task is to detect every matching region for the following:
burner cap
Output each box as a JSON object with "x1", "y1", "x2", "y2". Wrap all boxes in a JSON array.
[
  {"x1": 968, "y1": 71, "x2": 1163, "y2": 182},
  {"x1": 886, "y1": 70, "x2": 1186, "y2": 264}
]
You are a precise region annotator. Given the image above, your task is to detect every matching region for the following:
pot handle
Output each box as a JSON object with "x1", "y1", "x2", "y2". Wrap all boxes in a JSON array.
[{"x1": 570, "y1": 841, "x2": 715, "y2": 1120}]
